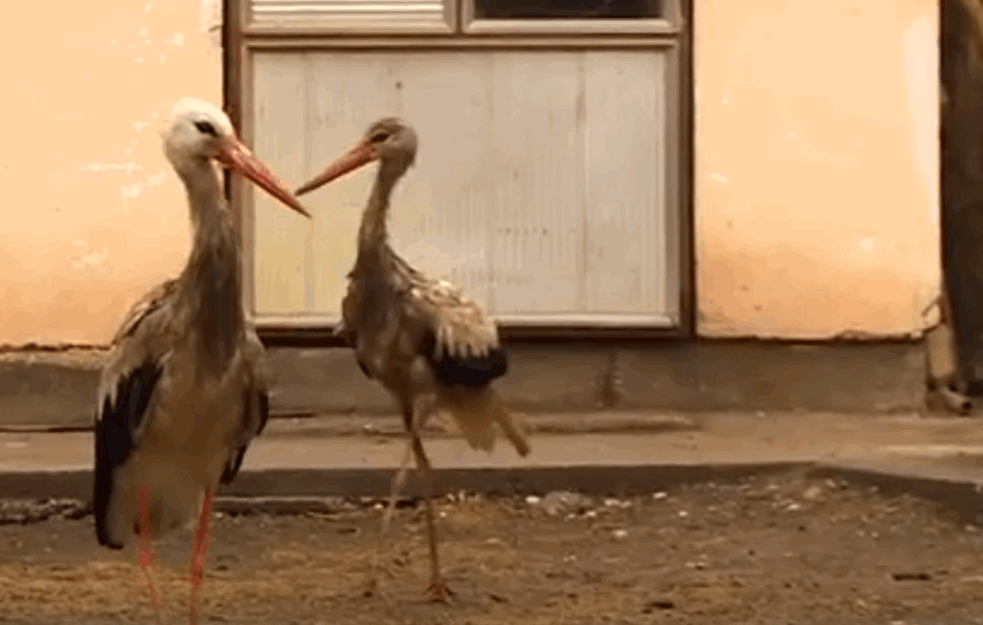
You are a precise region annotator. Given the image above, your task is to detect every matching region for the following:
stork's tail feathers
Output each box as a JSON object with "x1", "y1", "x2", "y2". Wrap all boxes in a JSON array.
[
  {"x1": 495, "y1": 401, "x2": 531, "y2": 457},
  {"x1": 432, "y1": 387, "x2": 531, "y2": 457}
]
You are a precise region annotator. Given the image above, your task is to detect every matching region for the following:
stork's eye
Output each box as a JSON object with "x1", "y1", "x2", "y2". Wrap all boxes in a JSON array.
[
  {"x1": 194, "y1": 121, "x2": 219, "y2": 137},
  {"x1": 370, "y1": 131, "x2": 389, "y2": 143}
]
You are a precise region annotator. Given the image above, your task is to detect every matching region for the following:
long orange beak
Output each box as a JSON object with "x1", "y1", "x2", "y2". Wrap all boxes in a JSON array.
[
  {"x1": 295, "y1": 142, "x2": 378, "y2": 197},
  {"x1": 218, "y1": 137, "x2": 312, "y2": 218}
]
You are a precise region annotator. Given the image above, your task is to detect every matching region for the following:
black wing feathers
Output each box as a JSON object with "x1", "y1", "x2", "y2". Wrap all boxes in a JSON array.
[
  {"x1": 220, "y1": 389, "x2": 270, "y2": 485},
  {"x1": 93, "y1": 360, "x2": 163, "y2": 548},
  {"x1": 423, "y1": 330, "x2": 509, "y2": 388}
]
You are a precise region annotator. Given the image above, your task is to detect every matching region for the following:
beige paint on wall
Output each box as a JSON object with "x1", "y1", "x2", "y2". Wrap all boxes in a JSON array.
[
  {"x1": 0, "y1": 0, "x2": 941, "y2": 344},
  {"x1": 695, "y1": 0, "x2": 941, "y2": 338},
  {"x1": 0, "y1": 0, "x2": 221, "y2": 344}
]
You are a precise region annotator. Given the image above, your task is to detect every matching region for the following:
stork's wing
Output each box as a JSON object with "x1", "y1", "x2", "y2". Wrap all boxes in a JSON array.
[
  {"x1": 96, "y1": 279, "x2": 176, "y2": 462},
  {"x1": 408, "y1": 277, "x2": 500, "y2": 358},
  {"x1": 334, "y1": 278, "x2": 359, "y2": 346},
  {"x1": 393, "y1": 253, "x2": 508, "y2": 387},
  {"x1": 221, "y1": 329, "x2": 270, "y2": 484},
  {"x1": 109, "y1": 279, "x2": 178, "y2": 345},
  {"x1": 93, "y1": 280, "x2": 175, "y2": 546}
]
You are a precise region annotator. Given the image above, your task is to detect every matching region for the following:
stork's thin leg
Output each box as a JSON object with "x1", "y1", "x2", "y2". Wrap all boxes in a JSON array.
[
  {"x1": 188, "y1": 489, "x2": 214, "y2": 625},
  {"x1": 409, "y1": 433, "x2": 455, "y2": 603},
  {"x1": 137, "y1": 485, "x2": 163, "y2": 624},
  {"x1": 367, "y1": 396, "x2": 434, "y2": 595},
  {"x1": 366, "y1": 438, "x2": 414, "y2": 600}
]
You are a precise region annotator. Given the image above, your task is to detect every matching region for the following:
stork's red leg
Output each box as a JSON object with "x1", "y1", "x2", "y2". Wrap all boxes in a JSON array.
[
  {"x1": 137, "y1": 485, "x2": 163, "y2": 623},
  {"x1": 409, "y1": 434, "x2": 455, "y2": 604},
  {"x1": 188, "y1": 489, "x2": 214, "y2": 625}
]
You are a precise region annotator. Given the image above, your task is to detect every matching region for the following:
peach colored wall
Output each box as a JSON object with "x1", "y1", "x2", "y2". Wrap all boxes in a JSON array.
[
  {"x1": 695, "y1": 0, "x2": 941, "y2": 338},
  {"x1": 0, "y1": 0, "x2": 941, "y2": 345},
  {"x1": 0, "y1": 0, "x2": 221, "y2": 344}
]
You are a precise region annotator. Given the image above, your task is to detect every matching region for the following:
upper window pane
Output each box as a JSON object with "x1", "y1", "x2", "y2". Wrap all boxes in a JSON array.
[
  {"x1": 473, "y1": 0, "x2": 663, "y2": 20},
  {"x1": 249, "y1": 0, "x2": 450, "y2": 30}
]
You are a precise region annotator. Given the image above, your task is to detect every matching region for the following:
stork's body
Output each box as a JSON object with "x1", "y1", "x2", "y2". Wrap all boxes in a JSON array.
[
  {"x1": 296, "y1": 118, "x2": 530, "y2": 602},
  {"x1": 92, "y1": 98, "x2": 309, "y2": 624}
]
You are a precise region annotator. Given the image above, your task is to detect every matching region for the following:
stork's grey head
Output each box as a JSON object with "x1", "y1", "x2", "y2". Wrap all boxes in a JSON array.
[
  {"x1": 295, "y1": 117, "x2": 418, "y2": 197},
  {"x1": 363, "y1": 117, "x2": 418, "y2": 170},
  {"x1": 159, "y1": 97, "x2": 310, "y2": 218}
]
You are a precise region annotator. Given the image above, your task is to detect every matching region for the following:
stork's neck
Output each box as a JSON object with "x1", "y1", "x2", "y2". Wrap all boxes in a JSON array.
[
  {"x1": 175, "y1": 157, "x2": 245, "y2": 371},
  {"x1": 356, "y1": 161, "x2": 400, "y2": 263}
]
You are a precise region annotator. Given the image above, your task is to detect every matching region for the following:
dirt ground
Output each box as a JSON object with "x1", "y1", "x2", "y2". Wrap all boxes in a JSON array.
[{"x1": 2, "y1": 470, "x2": 983, "y2": 625}]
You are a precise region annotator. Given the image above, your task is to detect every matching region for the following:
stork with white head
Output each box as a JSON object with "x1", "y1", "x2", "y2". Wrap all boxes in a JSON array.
[
  {"x1": 93, "y1": 97, "x2": 309, "y2": 625},
  {"x1": 162, "y1": 97, "x2": 309, "y2": 217}
]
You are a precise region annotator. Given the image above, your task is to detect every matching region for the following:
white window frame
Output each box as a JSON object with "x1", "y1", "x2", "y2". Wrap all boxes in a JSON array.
[{"x1": 228, "y1": 0, "x2": 693, "y2": 339}]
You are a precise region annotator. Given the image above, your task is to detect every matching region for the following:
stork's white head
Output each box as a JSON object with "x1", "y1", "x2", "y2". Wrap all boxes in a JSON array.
[
  {"x1": 162, "y1": 98, "x2": 236, "y2": 165},
  {"x1": 158, "y1": 97, "x2": 311, "y2": 218}
]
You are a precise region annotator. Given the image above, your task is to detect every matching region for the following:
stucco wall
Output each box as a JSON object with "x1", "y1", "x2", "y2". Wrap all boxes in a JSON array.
[
  {"x1": 0, "y1": 0, "x2": 221, "y2": 345},
  {"x1": 0, "y1": 0, "x2": 941, "y2": 345},
  {"x1": 695, "y1": 0, "x2": 941, "y2": 338}
]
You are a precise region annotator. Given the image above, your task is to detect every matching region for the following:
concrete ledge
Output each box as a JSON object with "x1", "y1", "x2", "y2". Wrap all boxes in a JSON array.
[
  {"x1": 0, "y1": 358, "x2": 101, "y2": 429},
  {"x1": 0, "y1": 340, "x2": 927, "y2": 429},
  {"x1": 0, "y1": 461, "x2": 807, "y2": 503},
  {"x1": 258, "y1": 412, "x2": 700, "y2": 439},
  {"x1": 0, "y1": 412, "x2": 702, "y2": 439},
  {"x1": 4, "y1": 461, "x2": 983, "y2": 529},
  {"x1": 615, "y1": 341, "x2": 927, "y2": 412},
  {"x1": 808, "y1": 460, "x2": 983, "y2": 526},
  {"x1": 268, "y1": 341, "x2": 928, "y2": 416}
]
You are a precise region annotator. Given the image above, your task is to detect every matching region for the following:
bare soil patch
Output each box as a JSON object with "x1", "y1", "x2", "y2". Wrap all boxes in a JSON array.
[{"x1": 1, "y1": 470, "x2": 981, "y2": 624}]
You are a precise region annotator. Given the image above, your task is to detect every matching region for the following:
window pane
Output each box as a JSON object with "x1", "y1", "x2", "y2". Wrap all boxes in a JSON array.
[
  {"x1": 251, "y1": 0, "x2": 447, "y2": 28},
  {"x1": 253, "y1": 49, "x2": 676, "y2": 325},
  {"x1": 473, "y1": 0, "x2": 663, "y2": 20}
]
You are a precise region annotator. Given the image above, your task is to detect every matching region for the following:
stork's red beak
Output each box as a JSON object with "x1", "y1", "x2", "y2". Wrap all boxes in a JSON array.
[
  {"x1": 295, "y1": 142, "x2": 378, "y2": 197},
  {"x1": 218, "y1": 138, "x2": 312, "y2": 218}
]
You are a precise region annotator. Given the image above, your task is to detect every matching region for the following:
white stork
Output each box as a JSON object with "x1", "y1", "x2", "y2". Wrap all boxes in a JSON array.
[
  {"x1": 92, "y1": 97, "x2": 310, "y2": 624},
  {"x1": 294, "y1": 118, "x2": 530, "y2": 602}
]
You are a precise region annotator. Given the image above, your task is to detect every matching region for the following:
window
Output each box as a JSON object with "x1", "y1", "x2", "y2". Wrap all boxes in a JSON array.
[
  {"x1": 234, "y1": 0, "x2": 688, "y2": 333},
  {"x1": 245, "y1": 0, "x2": 679, "y2": 34},
  {"x1": 463, "y1": 0, "x2": 677, "y2": 34},
  {"x1": 248, "y1": 0, "x2": 455, "y2": 33},
  {"x1": 473, "y1": 0, "x2": 663, "y2": 20}
]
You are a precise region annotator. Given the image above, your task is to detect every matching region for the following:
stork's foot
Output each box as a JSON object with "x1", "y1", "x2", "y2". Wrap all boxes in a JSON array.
[
  {"x1": 421, "y1": 578, "x2": 456, "y2": 604},
  {"x1": 137, "y1": 484, "x2": 162, "y2": 623},
  {"x1": 363, "y1": 575, "x2": 396, "y2": 607},
  {"x1": 140, "y1": 546, "x2": 159, "y2": 569},
  {"x1": 189, "y1": 553, "x2": 206, "y2": 625},
  {"x1": 362, "y1": 574, "x2": 382, "y2": 599},
  {"x1": 139, "y1": 555, "x2": 163, "y2": 625},
  {"x1": 188, "y1": 489, "x2": 214, "y2": 625},
  {"x1": 363, "y1": 555, "x2": 399, "y2": 597}
]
